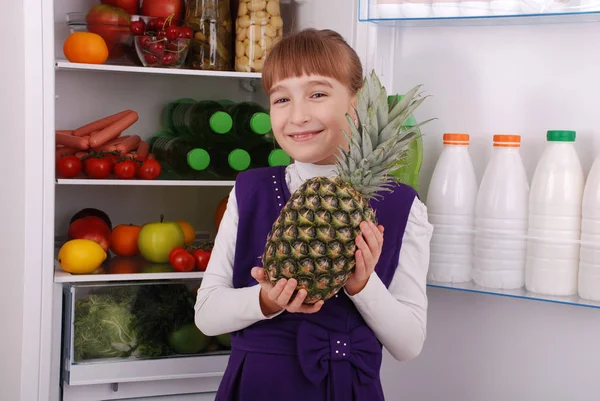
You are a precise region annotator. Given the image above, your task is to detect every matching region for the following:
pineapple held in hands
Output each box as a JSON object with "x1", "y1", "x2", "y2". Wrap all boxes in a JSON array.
[{"x1": 262, "y1": 71, "x2": 432, "y2": 304}]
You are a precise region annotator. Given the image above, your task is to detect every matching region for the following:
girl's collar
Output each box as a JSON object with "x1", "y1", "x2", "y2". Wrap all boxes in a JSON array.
[{"x1": 293, "y1": 161, "x2": 337, "y2": 181}]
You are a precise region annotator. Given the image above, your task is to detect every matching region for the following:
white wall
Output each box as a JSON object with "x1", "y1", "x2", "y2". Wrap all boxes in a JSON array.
[
  {"x1": 381, "y1": 21, "x2": 600, "y2": 401},
  {"x1": 0, "y1": 1, "x2": 27, "y2": 400}
]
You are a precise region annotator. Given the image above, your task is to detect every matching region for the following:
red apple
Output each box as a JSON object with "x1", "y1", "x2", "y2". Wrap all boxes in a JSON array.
[
  {"x1": 68, "y1": 216, "x2": 112, "y2": 253},
  {"x1": 141, "y1": 0, "x2": 184, "y2": 20},
  {"x1": 86, "y1": 5, "x2": 132, "y2": 58},
  {"x1": 101, "y1": 0, "x2": 139, "y2": 16}
]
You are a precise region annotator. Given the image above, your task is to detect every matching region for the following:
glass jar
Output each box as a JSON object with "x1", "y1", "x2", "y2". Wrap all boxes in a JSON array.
[
  {"x1": 235, "y1": 0, "x2": 283, "y2": 73},
  {"x1": 185, "y1": 0, "x2": 233, "y2": 71}
]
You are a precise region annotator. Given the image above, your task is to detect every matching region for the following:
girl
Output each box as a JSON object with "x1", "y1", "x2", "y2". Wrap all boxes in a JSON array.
[{"x1": 195, "y1": 28, "x2": 433, "y2": 401}]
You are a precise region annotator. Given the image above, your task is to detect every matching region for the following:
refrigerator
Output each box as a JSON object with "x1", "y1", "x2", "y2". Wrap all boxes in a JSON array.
[{"x1": 2, "y1": 0, "x2": 600, "y2": 400}]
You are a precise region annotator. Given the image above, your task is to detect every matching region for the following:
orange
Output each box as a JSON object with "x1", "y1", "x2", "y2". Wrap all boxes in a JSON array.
[
  {"x1": 63, "y1": 32, "x2": 109, "y2": 64},
  {"x1": 176, "y1": 221, "x2": 196, "y2": 246},
  {"x1": 214, "y1": 196, "x2": 229, "y2": 231},
  {"x1": 110, "y1": 224, "x2": 142, "y2": 256}
]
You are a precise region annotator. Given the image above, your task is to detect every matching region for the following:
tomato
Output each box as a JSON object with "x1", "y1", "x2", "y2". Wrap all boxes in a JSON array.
[
  {"x1": 56, "y1": 155, "x2": 82, "y2": 178},
  {"x1": 84, "y1": 156, "x2": 112, "y2": 179},
  {"x1": 138, "y1": 159, "x2": 162, "y2": 180},
  {"x1": 193, "y1": 249, "x2": 211, "y2": 272},
  {"x1": 169, "y1": 247, "x2": 195, "y2": 272},
  {"x1": 114, "y1": 159, "x2": 137, "y2": 179},
  {"x1": 141, "y1": 0, "x2": 184, "y2": 20},
  {"x1": 105, "y1": 153, "x2": 120, "y2": 166}
]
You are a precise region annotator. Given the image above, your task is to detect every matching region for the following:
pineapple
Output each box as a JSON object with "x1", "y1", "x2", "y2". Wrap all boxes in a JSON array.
[{"x1": 262, "y1": 71, "x2": 433, "y2": 304}]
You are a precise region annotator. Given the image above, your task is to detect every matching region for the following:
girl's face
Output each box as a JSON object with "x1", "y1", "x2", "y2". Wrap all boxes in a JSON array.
[{"x1": 268, "y1": 74, "x2": 356, "y2": 165}]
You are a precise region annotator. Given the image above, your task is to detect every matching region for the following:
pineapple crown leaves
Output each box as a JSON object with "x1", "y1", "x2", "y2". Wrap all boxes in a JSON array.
[{"x1": 335, "y1": 70, "x2": 435, "y2": 199}]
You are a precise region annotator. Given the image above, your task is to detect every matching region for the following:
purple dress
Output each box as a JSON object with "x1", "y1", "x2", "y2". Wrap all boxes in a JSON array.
[{"x1": 215, "y1": 166, "x2": 417, "y2": 401}]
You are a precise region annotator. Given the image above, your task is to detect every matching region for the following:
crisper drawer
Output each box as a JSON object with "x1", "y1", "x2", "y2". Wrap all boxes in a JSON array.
[{"x1": 62, "y1": 280, "x2": 230, "y2": 387}]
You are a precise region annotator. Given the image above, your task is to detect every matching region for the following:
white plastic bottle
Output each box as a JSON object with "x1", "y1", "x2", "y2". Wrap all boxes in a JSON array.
[
  {"x1": 426, "y1": 133, "x2": 478, "y2": 283},
  {"x1": 473, "y1": 135, "x2": 529, "y2": 289},
  {"x1": 578, "y1": 156, "x2": 600, "y2": 301},
  {"x1": 525, "y1": 130, "x2": 585, "y2": 296}
]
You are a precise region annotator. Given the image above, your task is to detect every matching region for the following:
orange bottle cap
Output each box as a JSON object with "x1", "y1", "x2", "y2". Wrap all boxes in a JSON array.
[
  {"x1": 443, "y1": 133, "x2": 470, "y2": 145},
  {"x1": 493, "y1": 134, "x2": 521, "y2": 148}
]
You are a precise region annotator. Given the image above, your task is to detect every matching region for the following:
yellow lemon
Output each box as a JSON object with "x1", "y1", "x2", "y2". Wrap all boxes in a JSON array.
[{"x1": 58, "y1": 239, "x2": 107, "y2": 274}]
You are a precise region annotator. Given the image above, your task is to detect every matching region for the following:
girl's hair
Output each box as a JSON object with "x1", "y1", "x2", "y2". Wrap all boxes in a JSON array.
[{"x1": 262, "y1": 29, "x2": 363, "y2": 95}]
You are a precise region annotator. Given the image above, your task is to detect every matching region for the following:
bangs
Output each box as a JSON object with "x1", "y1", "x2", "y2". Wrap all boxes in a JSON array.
[{"x1": 262, "y1": 29, "x2": 362, "y2": 95}]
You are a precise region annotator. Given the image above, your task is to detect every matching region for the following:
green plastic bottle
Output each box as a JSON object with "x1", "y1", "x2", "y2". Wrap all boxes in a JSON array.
[
  {"x1": 173, "y1": 100, "x2": 234, "y2": 146},
  {"x1": 209, "y1": 148, "x2": 252, "y2": 179},
  {"x1": 228, "y1": 101, "x2": 272, "y2": 149},
  {"x1": 151, "y1": 135, "x2": 212, "y2": 179},
  {"x1": 249, "y1": 142, "x2": 291, "y2": 168},
  {"x1": 387, "y1": 94, "x2": 423, "y2": 193}
]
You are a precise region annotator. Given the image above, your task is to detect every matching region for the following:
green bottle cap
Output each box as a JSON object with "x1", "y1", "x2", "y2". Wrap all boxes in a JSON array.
[
  {"x1": 249, "y1": 112, "x2": 272, "y2": 135},
  {"x1": 547, "y1": 130, "x2": 576, "y2": 142},
  {"x1": 228, "y1": 149, "x2": 251, "y2": 171},
  {"x1": 187, "y1": 148, "x2": 211, "y2": 171},
  {"x1": 210, "y1": 111, "x2": 233, "y2": 134},
  {"x1": 268, "y1": 149, "x2": 291, "y2": 166},
  {"x1": 387, "y1": 94, "x2": 417, "y2": 127}
]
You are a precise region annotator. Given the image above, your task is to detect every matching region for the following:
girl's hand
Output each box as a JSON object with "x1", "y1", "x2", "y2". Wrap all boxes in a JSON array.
[
  {"x1": 345, "y1": 221, "x2": 385, "y2": 296},
  {"x1": 251, "y1": 267, "x2": 325, "y2": 316}
]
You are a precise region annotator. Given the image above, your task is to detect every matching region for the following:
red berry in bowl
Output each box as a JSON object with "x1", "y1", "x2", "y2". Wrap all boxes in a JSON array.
[
  {"x1": 144, "y1": 53, "x2": 158, "y2": 65},
  {"x1": 162, "y1": 53, "x2": 177, "y2": 66},
  {"x1": 165, "y1": 26, "x2": 179, "y2": 41},
  {"x1": 156, "y1": 17, "x2": 166, "y2": 29},
  {"x1": 149, "y1": 42, "x2": 165, "y2": 56},
  {"x1": 147, "y1": 18, "x2": 158, "y2": 31},
  {"x1": 139, "y1": 35, "x2": 152, "y2": 48},
  {"x1": 157, "y1": 30, "x2": 167, "y2": 41},
  {"x1": 180, "y1": 26, "x2": 193, "y2": 39},
  {"x1": 167, "y1": 41, "x2": 180, "y2": 51},
  {"x1": 130, "y1": 20, "x2": 145, "y2": 35}
]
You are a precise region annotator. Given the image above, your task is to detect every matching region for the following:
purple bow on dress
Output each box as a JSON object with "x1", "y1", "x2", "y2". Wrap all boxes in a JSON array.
[{"x1": 296, "y1": 321, "x2": 382, "y2": 400}]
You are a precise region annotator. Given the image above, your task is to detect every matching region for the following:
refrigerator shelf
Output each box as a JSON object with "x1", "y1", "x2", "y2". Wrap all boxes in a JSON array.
[
  {"x1": 428, "y1": 281, "x2": 600, "y2": 309},
  {"x1": 359, "y1": 0, "x2": 600, "y2": 27},
  {"x1": 55, "y1": 59, "x2": 262, "y2": 79},
  {"x1": 54, "y1": 264, "x2": 205, "y2": 283},
  {"x1": 56, "y1": 178, "x2": 236, "y2": 187}
]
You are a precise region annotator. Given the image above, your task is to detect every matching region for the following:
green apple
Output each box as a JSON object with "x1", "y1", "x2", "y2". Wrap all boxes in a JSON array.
[{"x1": 138, "y1": 215, "x2": 185, "y2": 263}]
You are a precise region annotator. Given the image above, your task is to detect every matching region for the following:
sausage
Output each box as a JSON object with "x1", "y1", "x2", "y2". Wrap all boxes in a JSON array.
[
  {"x1": 88, "y1": 111, "x2": 139, "y2": 148},
  {"x1": 135, "y1": 141, "x2": 150, "y2": 159},
  {"x1": 73, "y1": 110, "x2": 133, "y2": 137},
  {"x1": 92, "y1": 135, "x2": 131, "y2": 152},
  {"x1": 56, "y1": 133, "x2": 89, "y2": 150},
  {"x1": 56, "y1": 130, "x2": 74, "y2": 136},
  {"x1": 115, "y1": 135, "x2": 142, "y2": 153}
]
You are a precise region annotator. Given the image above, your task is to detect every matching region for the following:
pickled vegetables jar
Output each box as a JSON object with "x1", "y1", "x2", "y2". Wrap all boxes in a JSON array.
[
  {"x1": 235, "y1": 0, "x2": 284, "y2": 73},
  {"x1": 185, "y1": 0, "x2": 233, "y2": 71}
]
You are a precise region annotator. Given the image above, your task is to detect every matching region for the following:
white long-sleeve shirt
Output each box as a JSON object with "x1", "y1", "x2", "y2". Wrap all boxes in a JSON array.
[{"x1": 195, "y1": 161, "x2": 433, "y2": 361}]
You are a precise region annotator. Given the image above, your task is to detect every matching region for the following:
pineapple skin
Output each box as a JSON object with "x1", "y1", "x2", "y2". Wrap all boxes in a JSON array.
[{"x1": 262, "y1": 176, "x2": 377, "y2": 304}]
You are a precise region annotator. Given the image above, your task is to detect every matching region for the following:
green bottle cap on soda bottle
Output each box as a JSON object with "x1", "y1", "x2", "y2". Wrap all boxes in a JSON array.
[
  {"x1": 210, "y1": 111, "x2": 233, "y2": 134},
  {"x1": 387, "y1": 95, "x2": 417, "y2": 127},
  {"x1": 187, "y1": 148, "x2": 211, "y2": 171},
  {"x1": 268, "y1": 149, "x2": 291, "y2": 166},
  {"x1": 228, "y1": 149, "x2": 251, "y2": 171},
  {"x1": 249, "y1": 112, "x2": 272, "y2": 135}
]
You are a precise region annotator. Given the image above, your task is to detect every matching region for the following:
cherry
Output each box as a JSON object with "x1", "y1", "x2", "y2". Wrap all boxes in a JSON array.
[
  {"x1": 148, "y1": 42, "x2": 165, "y2": 56},
  {"x1": 147, "y1": 18, "x2": 158, "y2": 31},
  {"x1": 167, "y1": 41, "x2": 180, "y2": 51},
  {"x1": 180, "y1": 26, "x2": 193, "y2": 39},
  {"x1": 156, "y1": 17, "x2": 166, "y2": 29},
  {"x1": 157, "y1": 30, "x2": 167, "y2": 41},
  {"x1": 161, "y1": 53, "x2": 177, "y2": 66},
  {"x1": 165, "y1": 26, "x2": 179, "y2": 41},
  {"x1": 139, "y1": 35, "x2": 152, "y2": 48},
  {"x1": 144, "y1": 53, "x2": 158, "y2": 65},
  {"x1": 130, "y1": 20, "x2": 145, "y2": 36}
]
